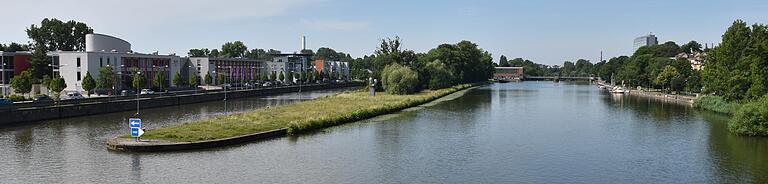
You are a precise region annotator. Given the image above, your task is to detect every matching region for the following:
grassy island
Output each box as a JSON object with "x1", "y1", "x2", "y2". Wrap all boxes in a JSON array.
[{"x1": 136, "y1": 84, "x2": 474, "y2": 142}]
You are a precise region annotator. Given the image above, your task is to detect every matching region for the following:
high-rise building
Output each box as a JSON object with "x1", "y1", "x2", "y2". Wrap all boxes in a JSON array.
[{"x1": 634, "y1": 33, "x2": 658, "y2": 51}]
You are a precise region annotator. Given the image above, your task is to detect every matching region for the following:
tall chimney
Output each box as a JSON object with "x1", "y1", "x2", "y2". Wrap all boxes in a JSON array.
[{"x1": 302, "y1": 36, "x2": 306, "y2": 51}]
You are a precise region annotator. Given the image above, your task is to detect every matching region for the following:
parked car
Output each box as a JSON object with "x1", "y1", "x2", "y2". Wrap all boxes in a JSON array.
[
  {"x1": 33, "y1": 95, "x2": 53, "y2": 102},
  {"x1": 67, "y1": 92, "x2": 85, "y2": 99},
  {"x1": 140, "y1": 89, "x2": 155, "y2": 95},
  {"x1": 121, "y1": 90, "x2": 136, "y2": 96},
  {"x1": 262, "y1": 82, "x2": 272, "y2": 87},
  {"x1": 0, "y1": 99, "x2": 13, "y2": 105}
]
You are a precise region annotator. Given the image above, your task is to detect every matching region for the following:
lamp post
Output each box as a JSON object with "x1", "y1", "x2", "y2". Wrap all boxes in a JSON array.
[{"x1": 135, "y1": 71, "x2": 141, "y2": 116}]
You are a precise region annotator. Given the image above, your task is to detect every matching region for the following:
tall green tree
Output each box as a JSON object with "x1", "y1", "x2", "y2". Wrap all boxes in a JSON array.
[
  {"x1": 26, "y1": 18, "x2": 93, "y2": 51},
  {"x1": 499, "y1": 55, "x2": 510, "y2": 67},
  {"x1": 29, "y1": 44, "x2": 51, "y2": 79},
  {"x1": 278, "y1": 71, "x2": 285, "y2": 82},
  {"x1": 703, "y1": 20, "x2": 752, "y2": 100},
  {"x1": 221, "y1": 41, "x2": 247, "y2": 58},
  {"x1": 654, "y1": 65, "x2": 680, "y2": 92},
  {"x1": 81, "y1": 71, "x2": 96, "y2": 96}
]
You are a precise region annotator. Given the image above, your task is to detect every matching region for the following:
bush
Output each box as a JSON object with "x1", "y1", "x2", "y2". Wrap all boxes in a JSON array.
[
  {"x1": 694, "y1": 95, "x2": 738, "y2": 114},
  {"x1": 728, "y1": 95, "x2": 768, "y2": 136},
  {"x1": 8, "y1": 94, "x2": 26, "y2": 102},
  {"x1": 381, "y1": 64, "x2": 420, "y2": 95}
]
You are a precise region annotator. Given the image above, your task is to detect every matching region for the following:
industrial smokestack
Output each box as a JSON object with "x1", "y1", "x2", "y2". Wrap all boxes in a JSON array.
[{"x1": 302, "y1": 36, "x2": 306, "y2": 51}]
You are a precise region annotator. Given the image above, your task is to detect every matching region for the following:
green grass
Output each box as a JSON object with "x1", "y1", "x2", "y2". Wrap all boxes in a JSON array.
[
  {"x1": 137, "y1": 84, "x2": 476, "y2": 142},
  {"x1": 694, "y1": 95, "x2": 740, "y2": 114}
]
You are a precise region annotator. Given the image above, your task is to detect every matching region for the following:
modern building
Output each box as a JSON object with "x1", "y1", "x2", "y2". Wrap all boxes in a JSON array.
[
  {"x1": 267, "y1": 53, "x2": 311, "y2": 82},
  {"x1": 494, "y1": 67, "x2": 524, "y2": 79},
  {"x1": 191, "y1": 57, "x2": 267, "y2": 85},
  {"x1": 55, "y1": 33, "x2": 193, "y2": 92},
  {"x1": 312, "y1": 59, "x2": 350, "y2": 80},
  {"x1": 634, "y1": 33, "x2": 658, "y2": 51}
]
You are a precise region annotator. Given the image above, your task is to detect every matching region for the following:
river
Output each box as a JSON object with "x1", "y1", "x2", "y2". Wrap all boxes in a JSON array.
[{"x1": 1, "y1": 82, "x2": 767, "y2": 183}]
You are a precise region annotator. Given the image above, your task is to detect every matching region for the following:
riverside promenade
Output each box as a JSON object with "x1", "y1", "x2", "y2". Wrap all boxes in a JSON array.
[{"x1": 596, "y1": 81, "x2": 697, "y2": 105}]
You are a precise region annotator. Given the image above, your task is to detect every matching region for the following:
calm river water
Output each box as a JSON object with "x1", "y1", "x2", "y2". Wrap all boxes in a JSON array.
[{"x1": 1, "y1": 82, "x2": 767, "y2": 183}]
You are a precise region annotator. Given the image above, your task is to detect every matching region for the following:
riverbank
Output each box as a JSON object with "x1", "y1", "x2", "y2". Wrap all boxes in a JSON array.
[
  {"x1": 595, "y1": 81, "x2": 696, "y2": 105},
  {"x1": 0, "y1": 82, "x2": 363, "y2": 126},
  {"x1": 107, "y1": 83, "x2": 482, "y2": 152}
]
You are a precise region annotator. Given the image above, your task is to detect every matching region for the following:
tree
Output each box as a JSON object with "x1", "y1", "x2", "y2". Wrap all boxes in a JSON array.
[
  {"x1": 11, "y1": 71, "x2": 33, "y2": 97},
  {"x1": 286, "y1": 71, "x2": 294, "y2": 83},
  {"x1": 132, "y1": 72, "x2": 145, "y2": 90},
  {"x1": 218, "y1": 74, "x2": 225, "y2": 85},
  {"x1": 654, "y1": 65, "x2": 680, "y2": 92},
  {"x1": 29, "y1": 44, "x2": 51, "y2": 79},
  {"x1": 81, "y1": 71, "x2": 96, "y2": 96},
  {"x1": 26, "y1": 18, "x2": 93, "y2": 51},
  {"x1": 41, "y1": 75, "x2": 52, "y2": 89},
  {"x1": 221, "y1": 41, "x2": 247, "y2": 58},
  {"x1": 499, "y1": 55, "x2": 510, "y2": 67},
  {"x1": 703, "y1": 20, "x2": 753, "y2": 100},
  {"x1": 381, "y1": 64, "x2": 419, "y2": 94},
  {"x1": 154, "y1": 72, "x2": 166, "y2": 90},
  {"x1": 278, "y1": 71, "x2": 285, "y2": 82},
  {"x1": 426, "y1": 60, "x2": 454, "y2": 89},
  {"x1": 188, "y1": 48, "x2": 210, "y2": 57},
  {"x1": 173, "y1": 72, "x2": 184, "y2": 87},
  {"x1": 270, "y1": 71, "x2": 277, "y2": 81},
  {"x1": 190, "y1": 74, "x2": 200, "y2": 88},
  {"x1": 210, "y1": 49, "x2": 220, "y2": 58},
  {"x1": 96, "y1": 67, "x2": 115, "y2": 89},
  {"x1": 315, "y1": 47, "x2": 339, "y2": 60},
  {"x1": 204, "y1": 72, "x2": 213, "y2": 86},
  {"x1": 3, "y1": 42, "x2": 29, "y2": 52},
  {"x1": 680, "y1": 41, "x2": 703, "y2": 54},
  {"x1": 49, "y1": 77, "x2": 67, "y2": 100}
]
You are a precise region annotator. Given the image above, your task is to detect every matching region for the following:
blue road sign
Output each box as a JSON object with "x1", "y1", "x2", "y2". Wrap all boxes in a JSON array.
[
  {"x1": 129, "y1": 118, "x2": 142, "y2": 137},
  {"x1": 131, "y1": 127, "x2": 140, "y2": 137},
  {"x1": 129, "y1": 118, "x2": 141, "y2": 128}
]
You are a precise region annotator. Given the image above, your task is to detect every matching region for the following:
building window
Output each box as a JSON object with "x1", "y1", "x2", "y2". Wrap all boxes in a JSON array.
[
  {"x1": 77, "y1": 57, "x2": 81, "y2": 67},
  {"x1": 100, "y1": 60, "x2": 103, "y2": 67},
  {"x1": 77, "y1": 72, "x2": 81, "y2": 81},
  {"x1": 107, "y1": 57, "x2": 110, "y2": 65}
]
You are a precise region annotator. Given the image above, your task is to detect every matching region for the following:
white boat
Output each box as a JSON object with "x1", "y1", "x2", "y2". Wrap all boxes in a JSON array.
[{"x1": 610, "y1": 86, "x2": 628, "y2": 94}]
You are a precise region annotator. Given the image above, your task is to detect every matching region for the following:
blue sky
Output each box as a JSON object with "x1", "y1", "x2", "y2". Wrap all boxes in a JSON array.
[{"x1": 1, "y1": 0, "x2": 767, "y2": 65}]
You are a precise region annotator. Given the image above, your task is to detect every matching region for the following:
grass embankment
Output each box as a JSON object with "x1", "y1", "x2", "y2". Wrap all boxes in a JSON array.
[
  {"x1": 694, "y1": 95, "x2": 740, "y2": 114},
  {"x1": 137, "y1": 84, "x2": 476, "y2": 142},
  {"x1": 695, "y1": 95, "x2": 768, "y2": 136}
]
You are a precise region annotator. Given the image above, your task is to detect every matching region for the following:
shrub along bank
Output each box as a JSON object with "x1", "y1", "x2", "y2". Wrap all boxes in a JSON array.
[
  {"x1": 694, "y1": 95, "x2": 768, "y2": 136},
  {"x1": 137, "y1": 84, "x2": 477, "y2": 142}
]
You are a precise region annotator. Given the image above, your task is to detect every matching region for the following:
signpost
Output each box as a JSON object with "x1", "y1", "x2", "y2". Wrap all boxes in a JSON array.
[{"x1": 129, "y1": 118, "x2": 144, "y2": 142}]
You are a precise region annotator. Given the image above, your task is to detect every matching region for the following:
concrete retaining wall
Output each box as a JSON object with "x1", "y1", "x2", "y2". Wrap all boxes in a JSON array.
[{"x1": 0, "y1": 83, "x2": 363, "y2": 125}]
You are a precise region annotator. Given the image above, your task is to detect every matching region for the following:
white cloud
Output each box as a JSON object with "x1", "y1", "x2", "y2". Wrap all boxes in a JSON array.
[{"x1": 300, "y1": 18, "x2": 372, "y2": 31}]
